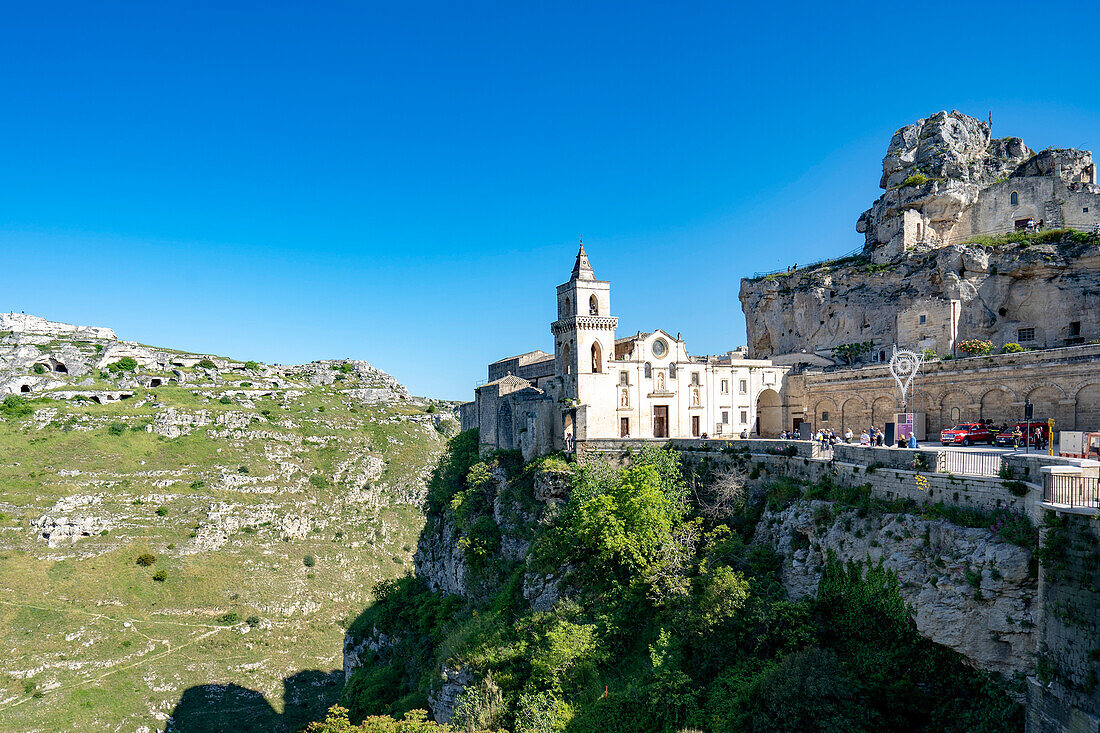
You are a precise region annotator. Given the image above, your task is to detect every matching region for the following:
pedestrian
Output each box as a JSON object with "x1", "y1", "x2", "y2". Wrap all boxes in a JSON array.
[
  {"x1": 740, "y1": 429, "x2": 748, "y2": 440},
  {"x1": 876, "y1": 432, "x2": 884, "y2": 447},
  {"x1": 1034, "y1": 427, "x2": 1044, "y2": 450},
  {"x1": 845, "y1": 427, "x2": 853, "y2": 443},
  {"x1": 908, "y1": 432, "x2": 919, "y2": 449},
  {"x1": 860, "y1": 430, "x2": 870, "y2": 446},
  {"x1": 1012, "y1": 425, "x2": 1022, "y2": 449}
]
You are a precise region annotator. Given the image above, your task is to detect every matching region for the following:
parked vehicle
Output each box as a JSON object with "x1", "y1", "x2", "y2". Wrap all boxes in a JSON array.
[
  {"x1": 1060, "y1": 431, "x2": 1100, "y2": 460},
  {"x1": 940, "y1": 423, "x2": 995, "y2": 446},
  {"x1": 993, "y1": 421, "x2": 1050, "y2": 448}
]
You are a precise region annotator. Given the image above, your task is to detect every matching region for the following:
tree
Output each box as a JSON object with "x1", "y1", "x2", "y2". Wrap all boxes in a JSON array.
[{"x1": 830, "y1": 342, "x2": 874, "y2": 365}]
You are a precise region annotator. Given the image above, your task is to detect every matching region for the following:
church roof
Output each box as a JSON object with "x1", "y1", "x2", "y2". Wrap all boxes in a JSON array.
[
  {"x1": 479, "y1": 373, "x2": 534, "y2": 395},
  {"x1": 489, "y1": 350, "x2": 551, "y2": 367},
  {"x1": 571, "y1": 242, "x2": 595, "y2": 281}
]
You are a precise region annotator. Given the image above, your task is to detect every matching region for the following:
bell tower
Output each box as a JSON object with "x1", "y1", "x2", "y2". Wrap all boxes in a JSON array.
[{"x1": 552, "y1": 242, "x2": 617, "y2": 409}]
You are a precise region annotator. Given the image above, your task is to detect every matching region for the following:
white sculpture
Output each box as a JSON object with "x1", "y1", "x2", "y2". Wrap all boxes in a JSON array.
[{"x1": 888, "y1": 345, "x2": 924, "y2": 408}]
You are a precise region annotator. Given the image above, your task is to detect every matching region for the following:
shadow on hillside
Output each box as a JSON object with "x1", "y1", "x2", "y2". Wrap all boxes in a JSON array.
[{"x1": 165, "y1": 668, "x2": 343, "y2": 733}]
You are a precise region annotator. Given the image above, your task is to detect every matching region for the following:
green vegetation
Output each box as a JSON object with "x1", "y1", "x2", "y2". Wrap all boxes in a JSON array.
[
  {"x1": 197, "y1": 358, "x2": 217, "y2": 369},
  {"x1": 109, "y1": 356, "x2": 138, "y2": 372},
  {"x1": 899, "y1": 172, "x2": 930, "y2": 187},
  {"x1": 337, "y1": 437, "x2": 1023, "y2": 732},
  {"x1": 830, "y1": 341, "x2": 874, "y2": 365},
  {"x1": 304, "y1": 554, "x2": 317, "y2": 567},
  {"x1": 244, "y1": 360, "x2": 260, "y2": 370},
  {"x1": 956, "y1": 339, "x2": 994, "y2": 357},
  {"x1": 1002, "y1": 342, "x2": 1025, "y2": 353},
  {"x1": 960, "y1": 228, "x2": 1096, "y2": 249},
  {"x1": 136, "y1": 553, "x2": 157, "y2": 567},
  {"x1": 1, "y1": 395, "x2": 34, "y2": 419}
]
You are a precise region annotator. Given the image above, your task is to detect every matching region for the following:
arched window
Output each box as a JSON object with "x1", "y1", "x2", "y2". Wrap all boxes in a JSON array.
[
  {"x1": 563, "y1": 343, "x2": 572, "y2": 375},
  {"x1": 589, "y1": 294, "x2": 599, "y2": 315},
  {"x1": 591, "y1": 342, "x2": 602, "y2": 373},
  {"x1": 668, "y1": 363, "x2": 676, "y2": 379},
  {"x1": 644, "y1": 362, "x2": 652, "y2": 378},
  {"x1": 1010, "y1": 191, "x2": 1019, "y2": 206}
]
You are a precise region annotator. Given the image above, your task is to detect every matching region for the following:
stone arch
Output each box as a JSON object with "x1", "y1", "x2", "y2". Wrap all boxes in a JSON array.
[
  {"x1": 756, "y1": 388, "x2": 782, "y2": 437},
  {"x1": 1074, "y1": 383, "x2": 1100, "y2": 431},
  {"x1": 1027, "y1": 385, "x2": 1068, "y2": 429},
  {"x1": 871, "y1": 396, "x2": 894, "y2": 431},
  {"x1": 590, "y1": 342, "x2": 602, "y2": 373},
  {"x1": 840, "y1": 396, "x2": 867, "y2": 435},
  {"x1": 496, "y1": 401, "x2": 514, "y2": 451},
  {"x1": 562, "y1": 343, "x2": 572, "y2": 375},
  {"x1": 54, "y1": 362, "x2": 67, "y2": 373},
  {"x1": 980, "y1": 388, "x2": 1014, "y2": 426},
  {"x1": 150, "y1": 378, "x2": 163, "y2": 387},
  {"x1": 813, "y1": 397, "x2": 836, "y2": 430},
  {"x1": 644, "y1": 362, "x2": 652, "y2": 379},
  {"x1": 1010, "y1": 190, "x2": 1019, "y2": 206},
  {"x1": 939, "y1": 389, "x2": 973, "y2": 430}
]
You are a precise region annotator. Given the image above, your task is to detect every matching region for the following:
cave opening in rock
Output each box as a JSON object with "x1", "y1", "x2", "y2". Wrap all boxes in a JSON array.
[
  {"x1": 20, "y1": 384, "x2": 30, "y2": 393},
  {"x1": 54, "y1": 363, "x2": 67, "y2": 373}
]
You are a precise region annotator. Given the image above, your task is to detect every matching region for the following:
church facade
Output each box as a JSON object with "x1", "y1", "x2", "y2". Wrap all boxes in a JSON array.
[{"x1": 461, "y1": 245, "x2": 789, "y2": 459}]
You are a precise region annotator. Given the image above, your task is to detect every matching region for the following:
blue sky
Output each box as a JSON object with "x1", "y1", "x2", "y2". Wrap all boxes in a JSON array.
[{"x1": 2, "y1": 1, "x2": 1098, "y2": 399}]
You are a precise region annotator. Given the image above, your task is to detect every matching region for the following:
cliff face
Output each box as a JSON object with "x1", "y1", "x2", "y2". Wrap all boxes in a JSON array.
[
  {"x1": 740, "y1": 237, "x2": 1100, "y2": 359},
  {"x1": 754, "y1": 500, "x2": 1036, "y2": 677}
]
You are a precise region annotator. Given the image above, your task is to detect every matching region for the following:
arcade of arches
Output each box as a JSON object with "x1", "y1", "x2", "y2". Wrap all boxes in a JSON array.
[{"x1": 788, "y1": 345, "x2": 1100, "y2": 436}]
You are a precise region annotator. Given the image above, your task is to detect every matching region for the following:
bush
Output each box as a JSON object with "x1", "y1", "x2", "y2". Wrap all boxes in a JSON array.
[
  {"x1": 309, "y1": 474, "x2": 330, "y2": 489},
  {"x1": 1, "y1": 395, "x2": 34, "y2": 419},
  {"x1": 247, "y1": 615, "x2": 261, "y2": 627},
  {"x1": 197, "y1": 358, "x2": 217, "y2": 369},
  {"x1": 109, "y1": 356, "x2": 138, "y2": 372},
  {"x1": 303, "y1": 554, "x2": 316, "y2": 567},
  {"x1": 238, "y1": 465, "x2": 250, "y2": 474},
  {"x1": 219, "y1": 395, "x2": 233, "y2": 404},
  {"x1": 107, "y1": 422, "x2": 127, "y2": 436},
  {"x1": 956, "y1": 339, "x2": 993, "y2": 357},
  {"x1": 900, "y1": 172, "x2": 930, "y2": 187},
  {"x1": 218, "y1": 611, "x2": 241, "y2": 625},
  {"x1": 243, "y1": 360, "x2": 260, "y2": 370},
  {"x1": 340, "y1": 362, "x2": 355, "y2": 374},
  {"x1": 1002, "y1": 342, "x2": 1025, "y2": 353},
  {"x1": 136, "y1": 553, "x2": 157, "y2": 567},
  {"x1": 156, "y1": 506, "x2": 169, "y2": 517},
  {"x1": 152, "y1": 569, "x2": 167, "y2": 582},
  {"x1": 32, "y1": 363, "x2": 46, "y2": 374}
]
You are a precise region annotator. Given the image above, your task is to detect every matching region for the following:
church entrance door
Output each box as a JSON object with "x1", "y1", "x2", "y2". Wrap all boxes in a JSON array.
[
  {"x1": 653, "y1": 406, "x2": 669, "y2": 438},
  {"x1": 691, "y1": 415, "x2": 700, "y2": 437}
]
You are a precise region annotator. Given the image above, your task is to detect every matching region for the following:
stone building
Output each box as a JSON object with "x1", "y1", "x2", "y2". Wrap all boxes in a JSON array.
[
  {"x1": 461, "y1": 246, "x2": 789, "y2": 458},
  {"x1": 740, "y1": 111, "x2": 1100, "y2": 365}
]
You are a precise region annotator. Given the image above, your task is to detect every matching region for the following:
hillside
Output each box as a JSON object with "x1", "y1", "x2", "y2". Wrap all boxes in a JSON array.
[
  {"x1": 335, "y1": 436, "x2": 1027, "y2": 733},
  {"x1": 0, "y1": 315, "x2": 456, "y2": 732}
]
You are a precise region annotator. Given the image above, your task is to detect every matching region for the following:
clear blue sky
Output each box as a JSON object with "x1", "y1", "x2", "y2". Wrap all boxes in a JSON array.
[{"x1": 3, "y1": 1, "x2": 1098, "y2": 399}]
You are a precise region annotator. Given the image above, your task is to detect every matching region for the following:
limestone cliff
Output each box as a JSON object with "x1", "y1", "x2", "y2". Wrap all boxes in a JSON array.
[
  {"x1": 754, "y1": 500, "x2": 1036, "y2": 677},
  {"x1": 740, "y1": 236, "x2": 1100, "y2": 359}
]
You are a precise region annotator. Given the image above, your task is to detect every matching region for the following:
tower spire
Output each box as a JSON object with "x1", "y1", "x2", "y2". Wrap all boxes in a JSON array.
[{"x1": 571, "y1": 237, "x2": 595, "y2": 281}]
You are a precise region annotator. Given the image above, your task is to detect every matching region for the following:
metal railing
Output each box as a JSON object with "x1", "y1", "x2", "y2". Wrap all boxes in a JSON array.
[
  {"x1": 942, "y1": 450, "x2": 1003, "y2": 478},
  {"x1": 1043, "y1": 473, "x2": 1100, "y2": 508}
]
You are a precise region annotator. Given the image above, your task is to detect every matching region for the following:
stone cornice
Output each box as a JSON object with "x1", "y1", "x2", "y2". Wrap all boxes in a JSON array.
[{"x1": 551, "y1": 316, "x2": 619, "y2": 335}]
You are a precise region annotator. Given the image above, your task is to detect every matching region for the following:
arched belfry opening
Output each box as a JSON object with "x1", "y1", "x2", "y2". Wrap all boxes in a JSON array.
[
  {"x1": 563, "y1": 343, "x2": 572, "y2": 375},
  {"x1": 591, "y1": 342, "x2": 602, "y2": 373},
  {"x1": 589, "y1": 294, "x2": 599, "y2": 315}
]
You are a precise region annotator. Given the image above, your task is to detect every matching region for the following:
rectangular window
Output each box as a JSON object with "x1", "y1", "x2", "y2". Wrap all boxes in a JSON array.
[
  {"x1": 691, "y1": 372, "x2": 700, "y2": 386},
  {"x1": 821, "y1": 411, "x2": 830, "y2": 422},
  {"x1": 740, "y1": 410, "x2": 748, "y2": 424},
  {"x1": 739, "y1": 379, "x2": 747, "y2": 394},
  {"x1": 919, "y1": 314, "x2": 927, "y2": 325},
  {"x1": 1018, "y1": 327, "x2": 1036, "y2": 342},
  {"x1": 1070, "y1": 321, "x2": 1081, "y2": 336},
  {"x1": 619, "y1": 371, "x2": 629, "y2": 385},
  {"x1": 722, "y1": 411, "x2": 729, "y2": 424},
  {"x1": 720, "y1": 380, "x2": 729, "y2": 394}
]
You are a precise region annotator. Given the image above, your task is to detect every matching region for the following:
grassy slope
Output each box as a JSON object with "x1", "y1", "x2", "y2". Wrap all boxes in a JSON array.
[{"x1": 0, "y1": 358, "x2": 449, "y2": 731}]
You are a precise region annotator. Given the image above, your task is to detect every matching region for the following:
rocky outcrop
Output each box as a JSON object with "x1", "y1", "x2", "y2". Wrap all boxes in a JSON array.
[
  {"x1": 754, "y1": 500, "x2": 1036, "y2": 676},
  {"x1": 427, "y1": 664, "x2": 474, "y2": 725},
  {"x1": 740, "y1": 238, "x2": 1100, "y2": 359}
]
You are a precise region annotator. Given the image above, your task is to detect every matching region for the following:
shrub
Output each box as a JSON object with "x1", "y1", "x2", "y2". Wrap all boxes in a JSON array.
[
  {"x1": 956, "y1": 339, "x2": 993, "y2": 357},
  {"x1": 309, "y1": 474, "x2": 329, "y2": 489},
  {"x1": 153, "y1": 569, "x2": 167, "y2": 582},
  {"x1": 238, "y1": 465, "x2": 250, "y2": 474},
  {"x1": 107, "y1": 422, "x2": 127, "y2": 435},
  {"x1": 197, "y1": 358, "x2": 217, "y2": 369},
  {"x1": 190, "y1": 480, "x2": 205, "y2": 490},
  {"x1": 246, "y1": 615, "x2": 261, "y2": 627},
  {"x1": 32, "y1": 363, "x2": 46, "y2": 374},
  {"x1": 1, "y1": 395, "x2": 34, "y2": 419},
  {"x1": 900, "y1": 172, "x2": 930, "y2": 187},
  {"x1": 136, "y1": 553, "x2": 157, "y2": 567},
  {"x1": 155, "y1": 506, "x2": 169, "y2": 517},
  {"x1": 109, "y1": 356, "x2": 138, "y2": 372},
  {"x1": 243, "y1": 360, "x2": 260, "y2": 370},
  {"x1": 303, "y1": 554, "x2": 316, "y2": 567},
  {"x1": 219, "y1": 395, "x2": 233, "y2": 404},
  {"x1": 1002, "y1": 342, "x2": 1025, "y2": 354},
  {"x1": 339, "y1": 362, "x2": 355, "y2": 374},
  {"x1": 218, "y1": 611, "x2": 241, "y2": 625}
]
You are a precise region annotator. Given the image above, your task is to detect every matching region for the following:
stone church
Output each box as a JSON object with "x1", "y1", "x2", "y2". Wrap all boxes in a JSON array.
[{"x1": 461, "y1": 245, "x2": 788, "y2": 458}]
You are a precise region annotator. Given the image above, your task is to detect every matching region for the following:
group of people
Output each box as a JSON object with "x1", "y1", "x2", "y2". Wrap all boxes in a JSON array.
[
  {"x1": 778, "y1": 426, "x2": 918, "y2": 449},
  {"x1": 997, "y1": 422, "x2": 1047, "y2": 449}
]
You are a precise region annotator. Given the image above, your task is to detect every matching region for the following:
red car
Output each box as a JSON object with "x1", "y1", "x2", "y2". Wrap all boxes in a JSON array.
[{"x1": 940, "y1": 423, "x2": 995, "y2": 446}]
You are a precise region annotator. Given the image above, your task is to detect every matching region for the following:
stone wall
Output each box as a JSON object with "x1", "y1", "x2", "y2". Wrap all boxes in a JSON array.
[
  {"x1": 786, "y1": 343, "x2": 1100, "y2": 438},
  {"x1": 1027, "y1": 512, "x2": 1100, "y2": 733}
]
